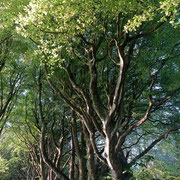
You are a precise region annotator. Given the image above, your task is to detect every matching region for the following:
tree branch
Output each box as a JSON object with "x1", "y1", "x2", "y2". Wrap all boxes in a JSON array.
[{"x1": 129, "y1": 126, "x2": 180, "y2": 166}]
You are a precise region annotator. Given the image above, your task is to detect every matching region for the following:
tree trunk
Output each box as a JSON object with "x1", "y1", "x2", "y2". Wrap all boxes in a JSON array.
[
  {"x1": 79, "y1": 157, "x2": 87, "y2": 180},
  {"x1": 71, "y1": 114, "x2": 88, "y2": 180},
  {"x1": 87, "y1": 141, "x2": 96, "y2": 180},
  {"x1": 40, "y1": 154, "x2": 46, "y2": 180},
  {"x1": 79, "y1": 128, "x2": 88, "y2": 180},
  {"x1": 111, "y1": 166, "x2": 132, "y2": 180},
  {"x1": 47, "y1": 169, "x2": 53, "y2": 180},
  {"x1": 109, "y1": 152, "x2": 132, "y2": 180},
  {"x1": 104, "y1": 135, "x2": 132, "y2": 180},
  {"x1": 69, "y1": 133, "x2": 75, "y2": 180},
  {"x1": 40, "y1": 125, "x2": 69, "y2": 180}
]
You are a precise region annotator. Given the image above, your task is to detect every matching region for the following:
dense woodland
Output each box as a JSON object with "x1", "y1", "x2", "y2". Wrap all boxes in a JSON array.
[{"x1": 0, "y1": 0, "x2": 180, "y2": 180}]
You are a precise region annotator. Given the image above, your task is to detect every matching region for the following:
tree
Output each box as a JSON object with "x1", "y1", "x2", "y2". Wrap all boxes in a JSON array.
[
  {"x1": 6, "y1": 65, "x2": 78, "y2": 180},
  {"x1": 0, "y1": 35, "x2": 24, "y2": 135},
  {"x1": 0, "y1": 0, "x2": 30, "y2": 134},
  {"x1": 3, "y1": 0, "x2": 180, "y2": 179}
]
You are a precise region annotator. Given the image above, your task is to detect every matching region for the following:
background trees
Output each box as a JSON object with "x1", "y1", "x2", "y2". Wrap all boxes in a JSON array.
[{"x1": 0, "y1": 0, "x2": 180, "y2": 180}]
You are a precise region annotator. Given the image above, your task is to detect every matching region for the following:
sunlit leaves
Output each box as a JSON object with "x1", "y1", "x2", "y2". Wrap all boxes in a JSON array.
[
  {"x1": 0, "y1": 157, "x2": 9, "y2": 173},
  {"x1": 0, "y1": 0, "x2": 29, "y2": 32},
  {"x1": 14, "y1": 0, "x2": 180, "y2": 72}
]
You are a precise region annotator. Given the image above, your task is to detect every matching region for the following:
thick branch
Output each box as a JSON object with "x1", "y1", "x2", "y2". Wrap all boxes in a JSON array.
[
  {"x1": 89, "y1": 52, "x2": 106, "y2": 121},
  {"x1": 40, "y1": 125, "x2": 70, "y2": 180},
  {"x1": 44, "y1": 62, "x2": 83, "y2": 117},
  {"x1": 38, "y1": 73, "x2": 69, "y2": 180},
  {"x1": 89, "y1": 132, "x2": 107, "y2": 165},
  {"x1": 65, "y1": 65, "x2": 91, "y2": 114},
  {"x1": 71, "y1": 113, "x2": 83, "y2": 158},
  {"x1": 106, "y1": 40, "x2": 126, "y2": 130}
]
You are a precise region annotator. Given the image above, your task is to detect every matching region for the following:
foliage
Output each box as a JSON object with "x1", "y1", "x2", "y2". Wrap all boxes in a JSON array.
[
  {"x1": 15, "y1": 0, "x2": 180, "y2": 64},
  {"x1": 132, "y1": 136, "x2": 180, "y2": 180},
  {"x1": 0, "y1": 128, "x2": 28, "y2": 180}
]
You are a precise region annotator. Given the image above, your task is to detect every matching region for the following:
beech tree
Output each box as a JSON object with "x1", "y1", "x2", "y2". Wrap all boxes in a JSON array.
[
  {"x1": 0, "y1": 0, "x2": 180, "y2": 180},
  {"x1": 0, "y1": 35, "x2": 25, "y2": 135},
  {"x1": 15, "y1": 0, "x2": 180, "y2": 179},
  {"x1": 0, "y1": 0, "x2": 30, "y2": 134}
]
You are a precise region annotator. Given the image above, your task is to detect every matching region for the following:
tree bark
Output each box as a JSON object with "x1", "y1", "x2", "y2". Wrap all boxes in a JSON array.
[
  {"x1": 109, "y1": 153, "x2": 132, "y2": 180},
  {"x1": 71, "y1": 114, "x2": 88, "y2": 180},
  {"x1": 40, "y1": 125, "x2": 69, "y2": 180},
  {"x1": 40, "y1": 154, "x2": 46, "y2": 180},
  {"x1": 79, "y1": 157, "x2": 87, "y2": 180},
  {"x1": 104, "y1": 133, "x2": 132, "y2": 180},
  {"x1": 69, "y1": 131, "x2": 75, "y2": 180},
  {"x1": 87, "y1": 142, "x2": 96, "y2": 180},
  {"x1": 79, "y1": 128, "x2": 88, "y2": 180}
]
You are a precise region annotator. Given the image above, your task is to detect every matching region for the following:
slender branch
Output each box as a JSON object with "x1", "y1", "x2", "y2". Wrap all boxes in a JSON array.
[
  {"x1": 89, "y1": 49, "x2": 107, "y2": 121},
  {"x1": 77, "y1": 34, "x2": 93, "y2": 46},
  {"x1": 115, "y1": 101, "x2": 153, "y2": 151},
  {"x1": 129, "y1": 126, "x2": 180, "y2": 166},
  {"x1": 108, "y1": 39, "x2": 120, "y2": 66},
  {"x1": 154, "y1": 87, "x2": 180, "y2": 107},
  {"x1": 65, "y1": 64, "x2": 91, "y2": 114},
  {"x1": 127, "y1": 21, "x2": 166, "y2": 42},
  {"x1": 123, "y1": 134, "x2": 144, "y2": 150},
  {"x1": 89, "y1": 132, "x2": 107, "y2": 165},
  {"x1": 44, "y1": 62, "x2": 83, "y2": 117}
]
